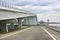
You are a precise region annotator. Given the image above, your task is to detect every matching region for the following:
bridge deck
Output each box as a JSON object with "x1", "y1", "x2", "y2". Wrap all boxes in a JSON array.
[
  {"x1": 0, "y1": 13, "x2": 32, "y2": 20},
  {"x1": 0, "y1": 7, "x2": 36, "y2": 20}
]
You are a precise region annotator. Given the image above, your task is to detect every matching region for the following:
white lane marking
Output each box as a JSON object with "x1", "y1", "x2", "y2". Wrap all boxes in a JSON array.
[
  {"x1": 0, "y1": 27, "x2": 32, "y2": 39},
  {"x1": 41, "y1": 27, "x2": 56, "y2": 40},
  {"x1": 53, "y1": 34, "x2": 60, "y2": 40}
]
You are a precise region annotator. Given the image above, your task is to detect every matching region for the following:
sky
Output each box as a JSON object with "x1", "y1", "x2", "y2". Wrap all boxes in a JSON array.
[{"x1": 1, "y1": 0, "x2": 60, "y2": 22}]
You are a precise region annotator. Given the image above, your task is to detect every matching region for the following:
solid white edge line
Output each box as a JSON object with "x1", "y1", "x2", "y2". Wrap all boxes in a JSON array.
[
  {"x1": 41, "y1": 27, "x2": 56, "y2": 40},
  {"x1": 0, "y1": 27, "x2": 32, "y2": 39},
  {"x1": 52, "y1": 33, "x2": 60, "y2": 40}
]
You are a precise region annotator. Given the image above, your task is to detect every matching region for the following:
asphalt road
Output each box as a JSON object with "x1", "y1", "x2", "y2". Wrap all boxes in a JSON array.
[{"x1": 1, "y1": 26, "x2": 53, "y2": 40}]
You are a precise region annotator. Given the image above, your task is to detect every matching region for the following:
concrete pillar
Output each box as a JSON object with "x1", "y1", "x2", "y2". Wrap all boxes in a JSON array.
[
  {"x1": 33, "y1": 16, "x2": 37, "y2": 24},
  {"x1": 22, "y1": 16, "x2": 38, "y2": 25},
  {"x1": 26, "y1": 17, "x2": 30, "y2": 25},
  {"x1": 28, "y1": 16, "x2": 37, "y2": 25},
  {"x1": 1, "y1": 24, "x2": 8, "y2": 32},
  {"x1": 10, "y1": 23, "x2": 14, "y2": 29},
  {"x1": 35, "y1": 16, "x2": 38, "y2": 24},
  {"x1": 18, "y1": 19, "x2": 22, "y2": 29},
  {"x1": 22, "y1": 17, "x2": 30, "y2": 25}
]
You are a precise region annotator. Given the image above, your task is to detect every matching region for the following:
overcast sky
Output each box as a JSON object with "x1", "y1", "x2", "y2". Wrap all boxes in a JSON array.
[{"x1": 1, "y1": 0, "x2": 60, "y2": 22}]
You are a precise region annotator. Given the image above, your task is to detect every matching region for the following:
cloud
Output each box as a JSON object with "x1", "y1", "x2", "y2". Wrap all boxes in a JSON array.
[
  {"x1": 37, "y1": 12, "x2": 60, "y2": 22},
  {"x1": 11, "y1": 0, "x2": 60, "y2": 6},
  {"x1": 10, "y1": 0, "x2": 49, "y2": 6},
  {"x1": 1, "y1": 0, "x2": 60, "y2": 22},
  {"x1": 0, "y1": 0, "x2": 13, "y2": 5},
  {"x1": 11, "y1": 0, "x2": 60, "y2": 13},
  {"x1": 15, "y1": 5, "x2": 53, "y2": 13}
]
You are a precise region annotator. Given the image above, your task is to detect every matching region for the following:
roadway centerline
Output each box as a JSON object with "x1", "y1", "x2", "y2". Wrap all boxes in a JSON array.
[
  {"x1": 0, "y1": 27, "x2": 32, "y2": 39},
  {"x1": 41, "y1": 27, "x2": 56, "y2": 40}
]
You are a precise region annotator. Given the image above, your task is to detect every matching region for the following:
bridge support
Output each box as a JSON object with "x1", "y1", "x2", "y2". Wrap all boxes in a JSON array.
[
  {"x1": 22, "y1": 17, "x2": 29, "y2": 25},
  {"x1": 1, "y1": 24, "x2": 8, "y2": 33},
  {"x1": 22, "y1": 16, "x2": 37, "y2": 25},
  {"x1": 17, "y1": 18, "x2": 22, "y2": 29},
  {"x1": 10, "y1": 23, "x2": 14, "y2": 29}
]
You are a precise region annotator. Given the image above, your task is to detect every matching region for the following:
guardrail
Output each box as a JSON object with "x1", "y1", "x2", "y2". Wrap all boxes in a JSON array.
[{"x1": 47, "y1": 24, "x2": 60, "y2": 32}]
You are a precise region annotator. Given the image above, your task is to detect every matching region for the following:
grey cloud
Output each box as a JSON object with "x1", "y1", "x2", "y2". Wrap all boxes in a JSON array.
[
  {"x1": 0, "y1": 0, "x2": 51, "y2": 6},
  {"x1": 12, "y1": 0, "x2": 49, "y2": 6},
  {"x1": 23, "y1": 9, "x2": 50, "y2": 13},
  {"x1": 15, "y1": 2, "x2": 49, "y2": 6},
  {"x1": 14, "y1": 2, "x2": 31, "y2": 6},
  {"x1": 53, "y1": 8, "x2": 60, "y2": 11}
]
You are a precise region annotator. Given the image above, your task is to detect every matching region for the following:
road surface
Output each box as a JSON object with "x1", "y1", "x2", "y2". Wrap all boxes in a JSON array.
[{"x1": 1, "y1": 26, "x2": 60, "y2": 40}]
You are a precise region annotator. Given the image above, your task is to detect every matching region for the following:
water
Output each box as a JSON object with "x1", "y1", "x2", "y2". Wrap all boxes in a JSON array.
[{"x1": 49, "y1": 24, "x2": 60, "y2": 26}]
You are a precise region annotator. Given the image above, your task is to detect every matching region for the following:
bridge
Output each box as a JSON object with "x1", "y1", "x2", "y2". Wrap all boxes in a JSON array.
[{"x1": 0, "y1": 4, "x2": 38, "y2": 33}]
